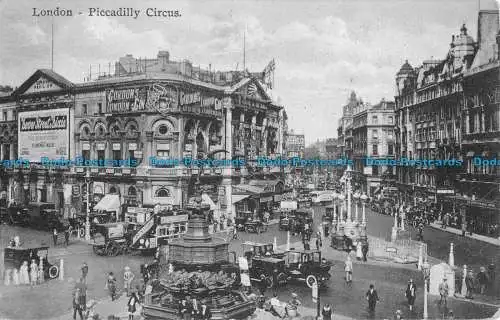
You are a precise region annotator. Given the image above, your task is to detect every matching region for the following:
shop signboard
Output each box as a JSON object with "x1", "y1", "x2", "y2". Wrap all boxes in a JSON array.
[{"x1": 18, "y1": 108, "x2": 70, "y2": 163}]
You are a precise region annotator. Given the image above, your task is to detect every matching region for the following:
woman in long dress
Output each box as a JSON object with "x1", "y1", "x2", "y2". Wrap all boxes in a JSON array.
[
  {"x1": 30, "y1": 260, "x2": 38, "y2": 285},
  {"x1": 19, "y1": 261, "x2": 30, "y2": 285}
]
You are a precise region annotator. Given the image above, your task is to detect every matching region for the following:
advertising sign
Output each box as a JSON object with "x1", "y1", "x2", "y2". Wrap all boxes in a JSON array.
[{"x1": 18, "y1": 108, "x2": 70, "y2": 162}]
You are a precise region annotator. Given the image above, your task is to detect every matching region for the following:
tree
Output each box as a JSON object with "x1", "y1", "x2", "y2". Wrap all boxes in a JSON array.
[{"x1": 0, "y1": 85, "x2": 13, "y2": 93}]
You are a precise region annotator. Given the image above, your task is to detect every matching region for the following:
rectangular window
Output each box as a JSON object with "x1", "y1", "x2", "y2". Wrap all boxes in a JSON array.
[
  {"x1": 372, "y1": 144, "x2": 378, "y2": 156},
  {"x1": 113, "y1": 150, "x2": 121, "y2": 167},
  {"x1": 2, "y1": 144, "x2": 10, "y2": 160},
  {"x1": 97, "y1": 150, "x2": 105, "y2": 164},
  {"x1": 388, "y1": 144, "x2": 394, "y2": 155},
  {"x1": 82, "y1": 150, "x2": 90, "y2": 162},
  {"x1": 2, "y1": 111, "x2": 7, "y2": 121},
  {"x1": 372, "y1": 165, "x2": 379, "y2": 176},
  {"x1": 372, "y1": 116, "x2": 378, "y2": 124},
  {"x1": 12, "y1": 110, "x2": 16, "y2": 120},
  {"x1": 388, "y1": 116, "x2": 393, "y2": 124},
  {"x1": 82, "y1": 104, "x2": 88, "y2": 115},
  {"x1": 98, "y1": 103, "x2": 103, "y2": 114},
  {"x1": 372, "y1": 130, "x2": 378, "y2": 139}
]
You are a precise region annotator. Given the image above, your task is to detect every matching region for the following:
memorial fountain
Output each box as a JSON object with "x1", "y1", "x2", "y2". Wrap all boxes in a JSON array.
[
  {"x1": 330, "y1": 165, "x2": 369, "y2": 250},
  {"x1": 142, "y1": 196, "x2": 256, "y2": 320}
]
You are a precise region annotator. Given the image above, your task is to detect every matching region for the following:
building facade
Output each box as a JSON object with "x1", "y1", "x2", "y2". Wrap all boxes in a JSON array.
[
  {"x1": 352, "y1": 99, "x2": 396, "y2": 196},
  {"x1": 394, "y1": 10, "x2": 499, "y2": 237},
  {"x1": 284, "y1": 130, "x2": 305, "y2": 158},
  {"x1": 0, "y1": 51, "x2": 286, "y2": 223}
]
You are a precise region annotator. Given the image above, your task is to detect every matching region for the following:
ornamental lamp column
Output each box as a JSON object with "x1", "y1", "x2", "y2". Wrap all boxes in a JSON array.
[
  {"x1": 338, "y1": 193, "x2": 345, "y2": 223},
  {"x1": 85, "y1": 169, "x2": 91, "y2": 242},
  {"x1": 353, "y1": 192, "x2": 360, "y2": 223}
]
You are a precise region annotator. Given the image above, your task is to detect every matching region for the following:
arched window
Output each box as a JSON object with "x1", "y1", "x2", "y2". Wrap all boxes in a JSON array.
[
  {"x1": 155, "y1": 188, "x2": 170, "y2": 198},
  {"x1": 109, "y1": 186, "x2": 117, "y2": 194},
  {"x1": 128, "y1": 186, "x2": 137, "y2": 196}
]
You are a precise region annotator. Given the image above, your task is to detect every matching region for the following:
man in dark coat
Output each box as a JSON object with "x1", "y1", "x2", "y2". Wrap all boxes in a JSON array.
[
  {"x1": 362, "y1": 242, "x2": 369, "y2": 262},
  {"x1": 366, "y1": 284, "x2": 379, "y2": 315},
  {"x1": 405, "y1": 279, "x2": 417, "y2": 311}
]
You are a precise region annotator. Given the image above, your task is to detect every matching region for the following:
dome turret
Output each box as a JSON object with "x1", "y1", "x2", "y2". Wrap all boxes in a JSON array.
[
  {"x1": 452, "y1": 24, "x2": 475, "y2": 58},
  {"x1": 397, "y1": 60, "x2": 414, "y2": 76}
]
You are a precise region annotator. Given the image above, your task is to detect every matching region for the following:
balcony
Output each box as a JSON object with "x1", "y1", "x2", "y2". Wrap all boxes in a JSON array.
[
  {"x1": 462, "y1": 131, "x2": 500, "y2": 143},
  {"x1": 74, "y1": 166, "x2": 137, "y2": 176}
]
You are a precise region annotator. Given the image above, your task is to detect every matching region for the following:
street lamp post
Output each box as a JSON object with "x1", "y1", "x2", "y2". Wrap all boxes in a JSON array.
[
  {"x1": 360, "y1": 193, "x2": 368, "y2": 225},
  {"x1": 85, "y1": 170, "x2": 91, "y2": 241},
  {"x1": 422, "y1": 259, "x2": 430, "y2": 320},
  {"x1": 353, "y1": 192, "x2": 360, "y2": 223}
]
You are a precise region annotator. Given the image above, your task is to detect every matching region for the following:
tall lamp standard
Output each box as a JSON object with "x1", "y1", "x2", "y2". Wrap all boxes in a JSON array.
[
  {"x1": 360, "y1": 193, "x2": 368, "y2": 225},
  {"x1": 332, "y1": 192, "x2": 338, "y2": 231},
  {"x1": 422, "y1": 259, "x2": 430, "y2": 320},
  {"x1": 353, "y1": 192, "x2": 360, "y2": 223},
  {"x1": 85, "y1": 169, "x2": 91, "y2": 241},
  {"x1": 338, "y1": 193, "x2": 345, "y2": 223}
]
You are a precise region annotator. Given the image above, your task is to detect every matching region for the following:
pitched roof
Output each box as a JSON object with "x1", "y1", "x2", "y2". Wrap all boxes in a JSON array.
[{"x1": 13, "y1": 69, "x2": 74, "y2": 96}]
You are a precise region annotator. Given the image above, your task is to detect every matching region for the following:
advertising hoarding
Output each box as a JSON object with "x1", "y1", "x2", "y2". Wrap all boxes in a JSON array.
[{"x1": 18, "y1": 108, "x2": 70, "y2": 162}]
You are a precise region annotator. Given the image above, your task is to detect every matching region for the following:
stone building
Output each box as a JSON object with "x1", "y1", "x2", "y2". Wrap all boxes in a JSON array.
[
  {"x1": 0, "y1": 51, "x2": 286, "y2": 223},
  {"x1": 351, "y1": 99, "x2": 396, "y2": 196}
]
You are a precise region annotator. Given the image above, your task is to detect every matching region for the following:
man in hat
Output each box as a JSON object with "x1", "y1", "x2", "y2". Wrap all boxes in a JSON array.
[
  {"x1": 465, "y1": 270, "x2": 474, "y2": 299},
  {"x1": 123, "y1": 266, "x2": 135, "y2": 297},
  {"x1": 439, "y1": 277, "x2": 449, "y2": 307},
  {"x1": 366, "y1": 284, "x2": 379, "y2": 315},
  {"x1": 405, "y1": 279, "x2": 416, "y2": 311},
  {"x1": 477, "y1": 266, "x2": 489, "y2": 295}
]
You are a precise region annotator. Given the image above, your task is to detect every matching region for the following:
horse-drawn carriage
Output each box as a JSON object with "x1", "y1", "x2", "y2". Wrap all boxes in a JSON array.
[
  {"x1": 4, "y1": 246, "x2": 59, "y2": 280},
  {"x1": 91, "y1": 222, "x2": 133, "y2": 256}
]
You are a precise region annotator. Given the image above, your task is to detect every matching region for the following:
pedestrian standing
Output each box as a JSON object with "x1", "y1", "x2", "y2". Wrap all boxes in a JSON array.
[
  {"x1": 52, "y1": 228, "x2": 58, "y2": 246},
  {"x1": 123, "y1": 266, "x2": 135, "y2": 297},
  {"x1": 127, "y1": 291, "x2": 141, "y2": 320},
  {"x1": 362, "y1": 242, "x2": 369, "y2": 262},
  {"x1": 465, "y1": 270, "x2": 474, "y2": 299},
  {"x1": 29, "y1": 259, "x2": 38, "y2": 286},
  {"x1": 438, "y1": 277, "x2": 449, "y2": 307},
  {"x1": 65, "y1": 226, "x2": 71, "y2": 246},
  {"x1": 366, "y1": 284, "x2": 379, "y2": 315},
  {"x1": 106, "y1": 272, "x2": 117, "y2": 301},
  {"x1": 178, "y1": 297, "x2": 191, "y2": 320},
  {"x1": 321, "y1": 303, "x2": 333, "y2": 320},
  {"x1": 405, "y1": 279, "x2": 416, "y2": 312},
  {"x1": 72, "y1": 288, "x2": 85, "y2": 320},
  {"x1": 344, "y1": 255, "x2": 353, "y2": 284},
  {"x1": 477, "y1": 267, "x2": 489, "y2": 295},
  {"x1": 12, "y1": 268, "x2": 19, "y2": 286},
  {"x1": 19, "y1": 261, "x2": 30, "y2": 285},
  {"x1": 199, "y1": 301, "x2": 211, "y2": 320},
  {"x1": 316, "y1": 232, "x2": 322, "y2": 250},
  {"x1": 81, "y1": 262, "x2": 88, "y2": 282}
]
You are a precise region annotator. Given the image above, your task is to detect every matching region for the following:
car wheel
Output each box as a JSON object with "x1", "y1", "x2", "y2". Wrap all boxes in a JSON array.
[
  {"x1": 306, "y1": 275, "x2": 317, "y2": 288},
  {"x1": 49, "y1": 265, "x2": 59, "y2": 279},
  {"x1": 265, "y1": 276, "x2": 274, "y2": 289}
]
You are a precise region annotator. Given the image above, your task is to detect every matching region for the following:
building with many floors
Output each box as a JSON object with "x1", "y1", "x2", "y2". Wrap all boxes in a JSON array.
[
  {"x1": 351, "y1": 99, "x2": 396, "y2": 196},
  {"x1": 0, "y1": 51, "x2": 287, "y2": 222},
  {"x1": 394, "y1": 10, "x2": 499, "y2": 237},
  {"x1": 284, "y1": 130, "x2": 305, "y2": 158}
]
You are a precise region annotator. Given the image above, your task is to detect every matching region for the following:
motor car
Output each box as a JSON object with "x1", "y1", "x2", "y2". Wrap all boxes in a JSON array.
[
  {"x1": 283, "y1": 250, "x2": 331, "y2": 288},
  {"x1": 248, "y1": 256, "x2": 288, "y2": 289},
  {"x1": 241, "y1": 241, "x2": 284, "y2": 261},
  {"x1": 244, "y1": 219, "x2": 268, "y2": 233},
  {"x1": 4, "y1": 246, "x2": 59, "y2": 279}
]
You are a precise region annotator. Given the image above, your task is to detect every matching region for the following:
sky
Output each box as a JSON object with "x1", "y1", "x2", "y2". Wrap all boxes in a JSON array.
[{"x1": 0, "y1": 0, "x2": 498, "y2": 144}]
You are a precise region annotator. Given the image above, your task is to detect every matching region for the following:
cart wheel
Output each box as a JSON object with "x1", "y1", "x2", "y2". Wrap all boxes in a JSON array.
[
  {"x1": 265, "y1": 276, "x2": 274, "y2": 289},
  {"x1": 306, "y1": 275, "x2": 317, "y2": 288},
  {"x1": 49, "y1": 265, "x2": 59, "y2": 279},
  {"x1": 79, "y1": 228, "x2": 85, "y2": 238}
]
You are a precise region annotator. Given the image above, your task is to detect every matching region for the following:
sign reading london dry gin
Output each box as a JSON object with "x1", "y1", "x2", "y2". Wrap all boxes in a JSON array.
[{"x1": 18, "y1": 108, "x2": 70, "y2": 162}]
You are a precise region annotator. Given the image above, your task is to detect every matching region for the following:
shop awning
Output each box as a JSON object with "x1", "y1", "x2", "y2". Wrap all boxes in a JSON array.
[
  {"x1": 232, "y1": 194, "x2": 250, "y2": 204},
  {"x1": 201, "y1": 193, "x2": 217, "y2": 210},
  {"x1": 466, "y1": 151, "x2": 475, "y2": 157},
  {"x1": 94, "y1": 194, "x2": 121, "y2": 212}
]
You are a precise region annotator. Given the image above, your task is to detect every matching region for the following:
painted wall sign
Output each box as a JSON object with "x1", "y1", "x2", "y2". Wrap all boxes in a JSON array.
[
  {"x1": 106, "y1": 88, "x2": 147, "y2": 113},
  {"x1": 18, "y1": 108, "x2": 70, "y2": 162}
]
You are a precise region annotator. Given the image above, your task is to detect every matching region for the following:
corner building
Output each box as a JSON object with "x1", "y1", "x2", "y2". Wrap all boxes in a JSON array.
[{"x1": 0, "y1": 51, "x2": 285, "y2": 222}]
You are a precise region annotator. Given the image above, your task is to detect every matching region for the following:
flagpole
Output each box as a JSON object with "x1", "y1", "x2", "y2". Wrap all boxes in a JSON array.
[{"x1": 51, "y1": 19, "x2": 54, "y2": 70}]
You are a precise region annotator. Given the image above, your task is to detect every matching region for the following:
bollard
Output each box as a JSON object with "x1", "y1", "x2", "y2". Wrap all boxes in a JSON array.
[
  {"x1": 448, "y1": 243, "x2": 454, "y2": 267},
  {"x1": 4, "y1": 269, "x2": 11, "y2": 286},
  {"x1": 417, "y1": 244, "x2": 423, "y2": 270},
  {"x1": 461, "y1": 265, "x2": 467, "y2": 296},
  {"x1": 273, "y1": 237, "x2": 277, "y2": 251},
  {"x1": 59, "y1": 258, "x2": 64, "y2": 280}
]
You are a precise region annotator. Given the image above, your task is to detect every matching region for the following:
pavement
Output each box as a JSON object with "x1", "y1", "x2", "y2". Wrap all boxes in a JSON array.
[{"x1": 428, "y1": 222, "x2": 500, "y2": 246}]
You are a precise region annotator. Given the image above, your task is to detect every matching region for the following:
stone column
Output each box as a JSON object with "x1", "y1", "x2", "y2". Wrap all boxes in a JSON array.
[
  {"x1": 178, "y1": 118, "x2": 184, "y2": 159},
  {"x1": 74, "y1": 133, "x2": 81, "y2": 157},
  {"x1": 481, "y1": 108, "x2": 486, "y2": 132},
  {"x1": 9, "y1": 143, "x2": 14, "y2": 160}
]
